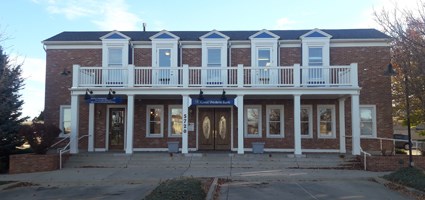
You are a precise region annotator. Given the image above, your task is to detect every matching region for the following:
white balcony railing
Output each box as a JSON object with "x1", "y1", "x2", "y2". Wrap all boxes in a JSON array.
[{"x1": 72, "y1": 63, "x2": 358, "y2": 88}]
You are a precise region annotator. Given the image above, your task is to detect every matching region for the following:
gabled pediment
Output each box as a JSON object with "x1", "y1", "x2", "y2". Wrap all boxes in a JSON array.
[
  {"x1": 200, "y1": 30, "x2": 229, "y2": 40},
  {"x1": 150, "y1": 30, "x2": 180, "y2": 40},
  {"x1": 249, "y1": 29, "x2": 280, "y2": 39},
  {"x1": 100, "y1": 30, "x2": 130, "y2": 40},
  {"x1": 300, "y1": 29, "x2": 332, "y2": 39}
]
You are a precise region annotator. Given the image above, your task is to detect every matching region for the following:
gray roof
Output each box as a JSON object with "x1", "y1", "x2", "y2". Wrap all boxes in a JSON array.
[{"x1": 43, "y1": 29, "x2": 389, "y2": 42}]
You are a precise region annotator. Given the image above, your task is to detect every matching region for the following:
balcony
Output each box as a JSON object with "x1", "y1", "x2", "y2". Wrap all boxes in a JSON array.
[{"x1": 72, "y1": 64, "x2": 358, "y2": 89}]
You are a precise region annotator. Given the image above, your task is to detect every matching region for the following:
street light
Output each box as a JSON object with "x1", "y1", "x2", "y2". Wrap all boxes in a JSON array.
[{"x1": 385, "y1": 63, "x2": 413, "y2": 167}]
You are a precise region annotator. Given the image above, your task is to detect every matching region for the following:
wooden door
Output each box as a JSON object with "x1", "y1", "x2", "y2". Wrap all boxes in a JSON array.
[{"x1": 198, "y1": 108, "x2": 231, "y2": 150}]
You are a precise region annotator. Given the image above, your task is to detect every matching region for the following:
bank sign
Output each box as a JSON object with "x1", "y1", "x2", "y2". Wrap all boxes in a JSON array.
[
  {"x1": 191, "y1": 98, "x2": 234, "y2": 105},
  {"x1": 87, "y1": 97, "x2": 123, "y2": 104}
]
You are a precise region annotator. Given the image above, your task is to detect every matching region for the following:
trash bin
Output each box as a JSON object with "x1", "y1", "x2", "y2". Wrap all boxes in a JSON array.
[
  {"x1": 252, "y1": 142, "x2": 265, "y2": 154},
  {"x1": 167, "y1": 141, "x2": 180, "y2": 153}
]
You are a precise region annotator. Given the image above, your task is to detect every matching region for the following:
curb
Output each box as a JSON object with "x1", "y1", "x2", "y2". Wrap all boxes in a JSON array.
[
  {"x1": 0, "y1": 182, "x2": 20, "y2": 191},
  {"x1": 206, "y1": 177, "x2": 218, "y2": 200}
]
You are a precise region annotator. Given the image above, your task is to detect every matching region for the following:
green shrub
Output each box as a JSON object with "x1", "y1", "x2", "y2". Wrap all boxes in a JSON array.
[
  {"x1": 144, "y1": 178, "x2": 206, "y2": 200},
  {"x1": 19, "y1": 123, "x2": 61, "y2": 154},
  {"x1": 384, "y1": 167, "x2": 425, "y2": 192}
]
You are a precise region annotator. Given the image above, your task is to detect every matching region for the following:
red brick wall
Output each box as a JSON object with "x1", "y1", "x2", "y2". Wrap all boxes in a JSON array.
[
  {"x1": 361, "y1": 155, "x2": 425, "y2": 171},
  {"x1": 134, "y1": 48, "x2": 151, "y2": 66},
  {"x1": 45, "y1": 49, "x2": 101, "y2": 147},
  {"x1": 231, "y1": 48, "x2": 251, "y2": 66},
  {"x1": 9, "y1": 154, "x2": 60, "y2": 174},
  {"x1": 280, "y1": 47, "x2": 302, "y2": 66},
  {"x1": 182, "y1": 48, "x2": 202, "y2": 66}
]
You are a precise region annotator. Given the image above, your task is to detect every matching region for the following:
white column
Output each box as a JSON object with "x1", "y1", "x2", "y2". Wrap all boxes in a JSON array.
[
  {"x1": 351, "y1": 94, "x2": 361, "y2": 155},
  {"x1": 72, "y1": 65, "x2": 80, "y2": 88},
  {"x1": 88, "y1": 103, "x2": 95, "y2": 152},
  {"x1": 237, "y1": 64, "x2": 244, "y2": 88},
  {"x1": 126, "y1": 94, "x2": 134, "y2": 154},
  {"x1": 294, "y1": 64, "x2": 300, "y2": 87},
  {"x1": 351, "y1": 63, "x2": 359, "y2": 87},
  {"x1": 339, "y1": 98, "x2": 346, "y2": 153},
  {"x1": 293, "y1": 94, "x2": 302, "y2": 155},
  {"x1": 182, "y1": 95, "x2": 189, "y2": 154},
  {"x1": 70, "y1": 94, "x2": 80, "y2": 154},
  {"x1": 183, "y1": 64, "x2": 189, "y2": 88},
  {"x1": 237, "y1": 95, "x2": 244, "y2": 154}
]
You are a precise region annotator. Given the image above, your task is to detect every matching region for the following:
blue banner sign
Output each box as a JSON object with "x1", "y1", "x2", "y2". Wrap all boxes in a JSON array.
[
  {"x1": 192, "y1": 98, "x2": 234, "y2": 105},
  {"x1": 87, "y1": 97, "x2": 123, "y2": 104}
]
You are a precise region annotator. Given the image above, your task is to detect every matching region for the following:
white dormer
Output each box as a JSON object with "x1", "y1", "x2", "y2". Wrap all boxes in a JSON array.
[
  {"x1": 300, "y1": 29, "x2": 332, "y2": 67},
  {"x1": 249, "y1": 29, "x2": 279, "y2": 67},
  {"x1": 150, "y1": 30, "x2": 179, "y2": 68},
  {"x1": 200, "y1": 30, "x2": 229, "y2": 67},
  {"x1": 100, "y1": 31, "x2": 130, "y2": 67}
]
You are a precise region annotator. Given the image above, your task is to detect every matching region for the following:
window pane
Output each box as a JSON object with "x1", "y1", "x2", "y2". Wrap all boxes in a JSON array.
[
  {"x1": 361, "y1": 122, "x2": 373, "y2": 136},
  {"x1": 301, "y1": 122, "x2": 309, "y2": 135},
  {"x1": 308, "y1": 47, "x2": 322, "y2": 66},
  {"x1": 171, "y1": 108, "x2": 182, "y2": 135},
  {"x1": 159, "y1": 49, "x2": 171, "y2": 67},
  {"x1": 148, "y1": 107, "x2": 162, "y2": 135},
  {"x1": 269, "y1": 122, "x2": 280, "y2": 135},
  {"x1": 269, "y1": 109, "x2": 280, "y2": 121},
  {"x1": 207, "y1": 48, "x2": 221, "y2": 66},
  {"x1": 319, "y1": 107, "x2": 333, "y2": 136},
  {"x1": 62, "y1": 107, "x2": 71, "y2": 135},
  {"x1": 360, "y1": 107, "x2": 374, "y2": 136},
  {"x1": 247, "y1": 108, "x2": 260, "y2": 135},
  {"x1": 258, "y1": 49, "x2": 271, "y2": 67},
  {"x1": 360, "y1": 108, "x2": 372, "y2": 121},
  {"x1": 109, "y1": 48, "x2": 122, "y2": 65},
  {"x1": 319, "y1": 108, "x2": 332, "y2": 121}
]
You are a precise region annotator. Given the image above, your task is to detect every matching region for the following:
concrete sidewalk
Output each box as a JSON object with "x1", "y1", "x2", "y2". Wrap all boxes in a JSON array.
[{"x1": 0, "y1": 153, "x2": 408, "y2": 200}]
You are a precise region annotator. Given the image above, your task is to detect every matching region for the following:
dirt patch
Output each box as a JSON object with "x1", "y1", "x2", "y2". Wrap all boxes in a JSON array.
[{"x1": 3, "y1": 182, "x2": 40, "y2": 190}]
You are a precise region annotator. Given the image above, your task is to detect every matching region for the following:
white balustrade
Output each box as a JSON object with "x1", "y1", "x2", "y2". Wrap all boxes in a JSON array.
[{"x1": 74, "y1": 64, "x2": 358, "y2": 88}]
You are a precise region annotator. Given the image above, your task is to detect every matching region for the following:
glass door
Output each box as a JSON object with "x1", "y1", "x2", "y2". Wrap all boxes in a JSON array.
[{"x1": 109, "y1": 108, "x2": 125, "y2": 150}]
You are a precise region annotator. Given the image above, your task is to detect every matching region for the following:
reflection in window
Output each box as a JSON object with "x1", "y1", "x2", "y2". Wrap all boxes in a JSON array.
[
  {"x1": 61, "y1": 106, "x2": 71, "y2": 136},
  {"x1": 318, "y1": 106, "x2": 334, "y2": 138},
  {"x1": 158, "y1": 49, "x2": 171, "y2": 67},
  {"x1": 267, "y1": 106, "x2": 284, "y2": 137},
  {"x1": 170, "y1": 107, "x2": 182, "y2": 136},
  {"x1": 258, "y1": 48, "x2": 271, "y2": 67},
  {"x1": 308, "y1": 47, "x2": 323, "y2": 66},
  {"x1": 147, "y1": 106, "x2": 163, "y2": 136},
  {"x1": 207, "y1": 48, "x2": 221, "y2": 67},
  {"x1": 301, "y1": 106, "x2": 312, "y2": 137},
  {"x1": 360, "y1": 106, "x2": 375, "y2": 137},
  {"x1": 245, "y1": 106, "x2": 261, "y2": 137}
]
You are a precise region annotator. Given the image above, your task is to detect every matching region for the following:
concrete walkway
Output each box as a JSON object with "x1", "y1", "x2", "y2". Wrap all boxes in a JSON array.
[{"x1": 0, "y1": 153, "x2": 410, "y2": 199}]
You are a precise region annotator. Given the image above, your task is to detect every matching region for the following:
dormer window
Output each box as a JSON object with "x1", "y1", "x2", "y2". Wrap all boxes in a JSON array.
[
  {"x1": 200, "y1": 30, "x2": 229, "y2": 86},
  {"x1": 300, "y1": 29, "x2": 332, "y2": 84},
  {"x1": 100, "y1": 31, "x2": 130, "y2": 67},
  {"x1": 249, "y1": 30, "x2": 279, "y2": 85},
  {"x1": 150, "y1": 30, "x2": 179, "y2": 85},
  {"x1": 108, "y1": 48, "x2": 123, "y2": 66}
]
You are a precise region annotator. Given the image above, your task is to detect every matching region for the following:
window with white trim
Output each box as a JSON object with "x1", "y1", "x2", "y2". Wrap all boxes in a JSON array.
[
  {"x1": 360, "y1": 105, "x2": 377, "y2": 137},
  {"x1": 168, "y1": 105, "x2": 182, "y2": 137},
  {"x1": 59, "y1": 105, "x2": 71, "y2": 137},
  {"x1": 317, "y1": 105, "x2": 336, "y2": 138},
  {"x1": 207, "y1": 48, "x2": 221, "y2": 67},
  {"x1": 146, "y1": 105, "x2": 164, "y2": 137},
  {"x1": 266, "y1": 105, "x2": 284, "y2": 138},
  {"x1": 308, "y1": 47, "x2": 323, "y2": 66},
  {"x1": 301, "y1": 105, "x2": 313, "y2": 138},
  {"x1": 245, "y1": 105, "x2": 262, "y2": 137}
]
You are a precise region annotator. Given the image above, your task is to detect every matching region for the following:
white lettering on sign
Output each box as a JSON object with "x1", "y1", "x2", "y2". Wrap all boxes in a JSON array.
[{"x1": 183, "y1": 114, "x2": 187, "y2": 134}]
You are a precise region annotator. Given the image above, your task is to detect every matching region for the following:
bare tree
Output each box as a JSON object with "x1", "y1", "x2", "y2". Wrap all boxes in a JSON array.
[{"x1": 375, "y1": 2, "x2": 425, "y2": 128}]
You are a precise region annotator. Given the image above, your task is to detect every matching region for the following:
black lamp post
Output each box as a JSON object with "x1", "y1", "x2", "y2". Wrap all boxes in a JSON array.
[{"x1": 386, "y1": 63, "x2": 413, "y2": 167}]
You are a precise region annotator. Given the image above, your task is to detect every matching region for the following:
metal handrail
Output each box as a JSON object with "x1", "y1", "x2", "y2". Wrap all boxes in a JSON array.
[
  {"x1": 50, "y1": 135, "x2": 70, "y2": 149},
  {"x1": 360, "y1": 148, "x2": 372, "y2": 171},
  {"x1": 59, "y1": 135, "x2": 89, "y2": 169}
]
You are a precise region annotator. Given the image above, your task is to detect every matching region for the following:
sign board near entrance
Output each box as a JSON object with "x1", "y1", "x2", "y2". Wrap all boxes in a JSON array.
[
  {"x1": 87, "y1": 97, "x2": 123, "y2": 104},
  {"x1": 192, "y1": 98, "x2": 234, "y2": 105}
]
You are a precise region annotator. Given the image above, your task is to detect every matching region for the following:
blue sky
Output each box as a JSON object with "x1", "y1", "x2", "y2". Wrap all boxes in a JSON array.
[{"x1": 0, "y1": 0, "x2": 419, "y2": 118}]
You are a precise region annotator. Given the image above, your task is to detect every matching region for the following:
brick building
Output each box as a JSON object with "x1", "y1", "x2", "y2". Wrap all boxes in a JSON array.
[{"x1": 42, "y1": 28, "x2": 392, "y2": 155}]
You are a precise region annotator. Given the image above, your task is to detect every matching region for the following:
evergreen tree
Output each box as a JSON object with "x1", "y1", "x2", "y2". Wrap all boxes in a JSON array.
[{"x1": 0, "y1": 46, "x2": 28, "y2": 157}]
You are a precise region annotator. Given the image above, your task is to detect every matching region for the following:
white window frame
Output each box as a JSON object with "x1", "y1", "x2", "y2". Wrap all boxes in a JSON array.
[
  {"x1": 146, "y1": 105, "x2": 164, "y2": 137},
  {"x1": 266, "y1": 105, "x2": 284, "y2": 138},
  {"x1": 317, "y1": 105, "x2": 336, "y2": 139},
  {"x1": 244, "y1": 105, "x2": 262, "y2": 138},
  {"x1": 59, "y1": 105, "x2": 71, "y2": 137},
  {"x1": 101, "y1": 31, "x2": 130, "y2": 67},
  {"x1": 301, "y1": 105, "x2": 313, "y2": 138},
  {"x1": 168, "y1": 105, "x2": 182, "y2": 138},
  {"x1": 360, "y1": 105, "x2": 377, "y2": 138}
]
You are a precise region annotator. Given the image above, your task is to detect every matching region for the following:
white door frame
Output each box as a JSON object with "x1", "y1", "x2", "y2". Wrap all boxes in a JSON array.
[
  {"x1": 106, "y1": 105, "x2": 127, "y2": 151},
  {"x1": 196, "y1": 105, "x2": 234, "y2": 151}
]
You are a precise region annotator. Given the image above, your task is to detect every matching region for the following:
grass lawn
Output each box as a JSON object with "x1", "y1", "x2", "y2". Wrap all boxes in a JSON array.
[
  {"x1": 384, "y1": 167, "x2": 425, "y2": 192},
  {"x1": 144, "y1": 178, "x2": 207, "y2": 200}
]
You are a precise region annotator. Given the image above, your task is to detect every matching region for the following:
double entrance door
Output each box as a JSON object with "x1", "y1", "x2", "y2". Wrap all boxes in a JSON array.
[{"x1": 198, "y1": 108, "x2": 231, "y2": 150}]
